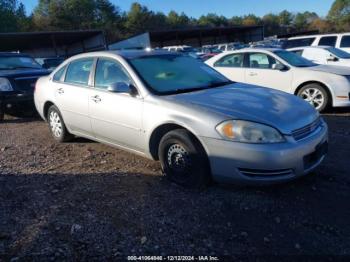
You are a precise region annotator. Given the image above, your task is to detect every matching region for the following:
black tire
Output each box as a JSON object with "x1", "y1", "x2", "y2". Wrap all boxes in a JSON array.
[
  {"x1": 158, "y1": 129, "x2": 211, "y2": 188},
  {"x1": 0, "y1": 96, "x2": 4, "y2": 121},
  {"x1": 47, "y1": 105, "x2": 73, "y2": 142},
  {"x1": 297, "y1": 83, "x2": 330, "y2": 112}
]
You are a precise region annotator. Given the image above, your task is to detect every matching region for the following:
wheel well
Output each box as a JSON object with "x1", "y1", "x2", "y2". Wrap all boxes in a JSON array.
[
  {"x1": 149, "y1": 123, "x2": 202, "y2": 160},
  {"x1": 294, "y1": 81, "x2": 333, "y2": 105},
  {"x1": 43, "y1": 101, "x2": 54, "y2": 120}
]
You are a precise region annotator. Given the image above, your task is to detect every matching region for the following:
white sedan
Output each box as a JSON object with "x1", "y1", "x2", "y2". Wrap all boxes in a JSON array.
[
  {"x1": 205, "y1": 48, "x2": 350, "y2": 111},
  {"x1": 288, "y1": 46, "x2": 350, "y2": 67}
]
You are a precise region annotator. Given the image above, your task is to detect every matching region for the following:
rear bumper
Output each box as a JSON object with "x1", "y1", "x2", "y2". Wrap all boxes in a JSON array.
[{"x1": 201, "y1": 121, "x2": 328, "y2": 185}]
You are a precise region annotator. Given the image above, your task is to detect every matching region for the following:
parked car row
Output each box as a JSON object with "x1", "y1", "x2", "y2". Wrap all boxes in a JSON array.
[
  {"x1": 34, "y1": 50, "x2": 329, "y2": 188},
  {"x1": 205, "y1": 48, "x2": 350, "y2": 112}
]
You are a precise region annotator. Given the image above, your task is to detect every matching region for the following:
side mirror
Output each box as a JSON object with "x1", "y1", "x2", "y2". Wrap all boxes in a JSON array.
[
  {"x1": 107, "y1": 82, "x2": 131, "y2": 93},
  {"x1": 327, "y1": 55, "x2": 338, "y2": 62},
  {"x1": 272, "y1": 63, "x2": 286, "y2": 71},
  {"x1": 107, "y1": 82, "x2": 138, "y2": 96}
]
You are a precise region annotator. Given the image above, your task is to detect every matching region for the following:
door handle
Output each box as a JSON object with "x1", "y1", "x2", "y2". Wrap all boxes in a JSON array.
[
  {"x1": 57, "y1": 88, "x2": 64, "y2": 94},
  {"x1": 248, "y1": 72, "x2": 257, "y2": 76},
  {"x1": 91, "y1": 95, "x2": 102, "y2": 103}
]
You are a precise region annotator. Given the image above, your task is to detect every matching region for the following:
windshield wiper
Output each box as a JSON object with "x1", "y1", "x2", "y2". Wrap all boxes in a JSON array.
[
  {"x1": 207, "y1": 80, "x2": 232, "y2": 88},
  {"x1": 7, "y1": 66, "x2": 42, "y2": 70},
  {"x1": 168, "y1": 81, "x2": 233, "y2": 95}
]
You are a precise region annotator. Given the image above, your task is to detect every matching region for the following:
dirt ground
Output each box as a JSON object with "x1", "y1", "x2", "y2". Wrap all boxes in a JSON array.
[{"x1": 0, "y1": 108, "x2": 349, "y2": 261}]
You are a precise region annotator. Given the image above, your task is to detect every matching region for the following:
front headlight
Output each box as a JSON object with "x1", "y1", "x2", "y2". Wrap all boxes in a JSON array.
[
  {"x1": 0, "y1": 78, "x2": 13, "y2": 92},
  {"x1": 216, "y1": 120, "x2": 285, "y2": 143}
]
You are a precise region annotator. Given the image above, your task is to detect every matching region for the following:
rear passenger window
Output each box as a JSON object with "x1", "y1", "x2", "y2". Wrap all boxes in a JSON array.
[
  {"x1": 53, "y1": 65, "x2": 66, "y2": 82},
  {"x1": 340, "y1": 36, "x2": 350, "y2": 47},
  {"x1": 318, "y1": 36, "x2": 337, "y2": 47},
  {"x1": 65, "y1": 58, "x2": 93, "y2": 86},
  {"x1": 214, "y1": 53, "x2": 244, "y2": 67}
]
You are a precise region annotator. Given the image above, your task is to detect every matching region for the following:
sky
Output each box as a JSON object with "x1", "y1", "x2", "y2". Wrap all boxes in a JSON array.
[{"x1": 21, "y1": 0, "x2": 335, "y2": 18}]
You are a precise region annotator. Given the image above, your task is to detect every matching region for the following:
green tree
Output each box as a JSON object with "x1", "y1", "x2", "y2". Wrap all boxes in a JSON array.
[
  {"x1": 242, "y1": 14, "x2": 261, "y2": 26},
  {"x1": 293, "y1": 11, "x2": 318, "y2": 31},
  {"x1": 0, "y1": 0, "x2": 28, "y2": 32},
  {"x1": 167, "y1": 11, "x2": 190, "y2": 28},
  {"x1": 327, "y1": 0, "x2": 350, "y2": 31},
  {"x1": 124, "y1": 2, "x2": 153, "y2": 35},
  {"x1": 228, "y1": 16, "x2": 243, "y2": 26},
  {"x1": 198, "y1": 13, "x2": 228, "y2": 27},
  {"x1": 278, "y1": 10, "x2": 293, "y2": 26},
  {"x1": 262, "y1": 13, "x2": 280, "y2": 36}
]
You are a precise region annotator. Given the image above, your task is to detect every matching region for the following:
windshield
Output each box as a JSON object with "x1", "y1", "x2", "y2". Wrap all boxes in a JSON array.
[
  {"x1": 274, "y1": 50, "x2": 317, "y2": 67},
  {"x1": 129, "y1": 54, "x2": 231, "y2": 95},
  {"x1": 0, "y1": 55, "x2": 42, "y2": 70},
  {"x1": 326, "y1": 47, "x2": 350, "y2": 59}
]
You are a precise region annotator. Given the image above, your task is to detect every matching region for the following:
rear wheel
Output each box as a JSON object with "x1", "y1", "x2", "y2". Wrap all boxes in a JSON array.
[
  {"x1": 47, "y1": 105, "x2": 73, "y2": 142},
  {"x1": 0, "y1": 96, "x2": 4, "y2": 121},
  {"x1": 297, "y1": 84, "x2": 329, "y2": 112},
  {"x1": 158, "y1": 129, "x2": 211, "y2": 188}
]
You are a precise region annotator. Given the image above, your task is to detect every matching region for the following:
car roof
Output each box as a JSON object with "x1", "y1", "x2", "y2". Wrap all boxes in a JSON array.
[
  {"x1": 288, "y1": 46, "x2": 333, "y2": 51},
  {"x1": 0, "y1": 52, "x2": 32, "y2": 57},
  {"x1": 227, "y1": 47, "x2": 283, "y2": 53},
  {"x1": 288, "y1": 33, "x2": 350, "y2": 40},
  {"x1": 66, "y1": 50, "x2": 182, "y2": 61}
]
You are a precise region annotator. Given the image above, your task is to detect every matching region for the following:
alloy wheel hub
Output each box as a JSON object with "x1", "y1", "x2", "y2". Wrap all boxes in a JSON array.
[
  {"x1": 49, "y1": 111, "x2": 62, "y2": 138},
  {"x1": 301, "y1": 88, "x2": 324, "y2": 110}
]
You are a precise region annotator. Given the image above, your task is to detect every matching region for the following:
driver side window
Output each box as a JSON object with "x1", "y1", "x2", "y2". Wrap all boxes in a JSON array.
[
  {"x1": 94, "y1": 58, "x2": 133, "y2": 89},
  {"x1": 248, "y1": 53, "x2": 281, "y2": 69}
]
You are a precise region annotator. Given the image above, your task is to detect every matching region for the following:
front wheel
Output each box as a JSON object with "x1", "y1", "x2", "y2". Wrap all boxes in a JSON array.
[
  {"x1": 47, "y1": 105, "x2": 73, "y2": 142},
  {"x1": 158, "y1": 129, "x2": 211, "y2": 188},
  {"x1": 297, "y1": 84, "x2": 329, "y2": 112}
]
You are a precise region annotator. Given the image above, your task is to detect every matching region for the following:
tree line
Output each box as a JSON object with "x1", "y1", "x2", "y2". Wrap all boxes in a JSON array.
[{"x1": 1, "y1": 0, "x2": 350, "y2": 43}]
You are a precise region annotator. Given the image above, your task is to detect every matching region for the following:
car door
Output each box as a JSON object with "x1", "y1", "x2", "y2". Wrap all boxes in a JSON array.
[
  {"x1": 303, "y1": 49, "x2": 328, "y2": 65},
  {"x1": 53, "y1": 57, "x2": 94, "y2": 136},
  {"x1": 89, "y1": 57, "x2": 144, "y2": 152},
  {"x1": 211, "y1": 53, "x2": 246, "y2": 82},
  {"x1": 245, "y1": 52, "x2": 293, "y2": 93}
]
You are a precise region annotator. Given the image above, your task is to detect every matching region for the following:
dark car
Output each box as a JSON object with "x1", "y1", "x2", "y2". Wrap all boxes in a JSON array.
[
  {"x1": 35, "y1": 57, "x2": 65, "y2": 71},
  {"x1": 0, "y1": 52, "x2": 49, "y2": 120}
]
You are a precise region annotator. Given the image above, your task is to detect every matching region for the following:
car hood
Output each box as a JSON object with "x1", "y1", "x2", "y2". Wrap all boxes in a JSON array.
[
  {"x1": 306, "y1": 64, "x2": 350, "y2": 75},
  {"x1": 0, "y1": 68, "x2": 49, "y2": 78},
  {"x1": 165, "y1": 83, "x2": 318, "y2": 135}
]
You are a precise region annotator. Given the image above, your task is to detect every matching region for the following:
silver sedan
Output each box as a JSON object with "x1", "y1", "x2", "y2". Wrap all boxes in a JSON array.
[{"x1": 34, "y1": 50, "x2": 328, "y2": 187}]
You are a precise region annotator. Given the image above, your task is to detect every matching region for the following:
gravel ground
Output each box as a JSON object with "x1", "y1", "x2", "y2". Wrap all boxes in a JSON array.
[{"x1": 0, "y1": 108, "x2": 350, "y2": 261}]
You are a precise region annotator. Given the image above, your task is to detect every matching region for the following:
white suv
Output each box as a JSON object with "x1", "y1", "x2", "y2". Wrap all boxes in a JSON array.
[
  {"x1": 288, "y1": 46, "x2": 350, "y2": 67},
  {"x1": 284, "y1": 33, "x2": 350, "y2": 53},
  {"x1": 206, "y1": 48, "x2": 350, "y2": 111}
]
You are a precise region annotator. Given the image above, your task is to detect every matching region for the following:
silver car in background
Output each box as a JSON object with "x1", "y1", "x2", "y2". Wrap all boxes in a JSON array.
[{"x1": 34, "y1": 50, "x2": 328, "y2": 187}]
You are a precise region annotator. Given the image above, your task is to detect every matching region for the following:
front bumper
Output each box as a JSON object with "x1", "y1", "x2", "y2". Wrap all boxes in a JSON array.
[
  {"x1": 201, "y1": 121, "x2": 328, "y2": 185},
  {"x1": 0, "y1": 91, "x2": 34, "y2": 109}
]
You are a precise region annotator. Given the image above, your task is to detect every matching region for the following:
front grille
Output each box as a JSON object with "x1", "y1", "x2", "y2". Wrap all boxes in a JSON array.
[
  {"x1": 238, "y1": 168, "x2": 294, "y2": 178},
  {"x1": 14, "y1": 77, "x2": 39, "y2": 92},
  {"x1": 292, "y1": 117, "x2": 322, "y2": 141}
]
